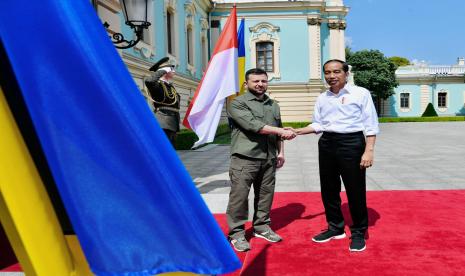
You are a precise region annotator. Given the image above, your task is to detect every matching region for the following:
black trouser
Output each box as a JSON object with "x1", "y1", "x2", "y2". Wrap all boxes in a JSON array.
[
  {"x1": 318, "y1": 131, "x2": 367, "y2": 235},
  {"x1": 163, "y1": 129, "x2": 176, "y2": 147}
]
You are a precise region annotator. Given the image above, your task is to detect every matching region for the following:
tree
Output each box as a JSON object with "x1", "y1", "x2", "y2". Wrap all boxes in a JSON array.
[
  {"x1": 347, "y1": 49, "x2": 399, "y2": 112},
  {"x1": 422, "y1": 103, "x2": 438, "y2": 117},
  {"x1": 345, "y1": 47, "x2": 353, "y2": 61},
  {"x1": 389, "y1": 56, "x2": 411, "y2": 67}
]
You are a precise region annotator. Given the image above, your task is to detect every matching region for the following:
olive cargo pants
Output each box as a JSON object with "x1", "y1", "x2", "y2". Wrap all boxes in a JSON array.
[{"x1": 227, "y1": 154, "x2": 276, "y2": 239}]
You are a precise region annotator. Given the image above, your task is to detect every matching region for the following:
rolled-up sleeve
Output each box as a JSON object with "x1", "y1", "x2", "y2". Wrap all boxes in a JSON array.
[
  {"x1": 229, "y1": 99, "x2": 266, "y2": 133},
  {"x1": 309, "y1": 97, "x2": 323, "y2": 133},
  {"x1": 362, "y1": 90, "x2": 380, "y2": 135}
]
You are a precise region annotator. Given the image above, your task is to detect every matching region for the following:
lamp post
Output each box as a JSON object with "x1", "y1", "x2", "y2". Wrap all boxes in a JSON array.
[{"x1": 105, "y1": 0, "x2": 151, "y2": 49}]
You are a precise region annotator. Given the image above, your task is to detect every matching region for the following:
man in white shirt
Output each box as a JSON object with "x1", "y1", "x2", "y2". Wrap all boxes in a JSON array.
[{"x1": 293, "y1": 59, "x2": 379, "y2": 252}]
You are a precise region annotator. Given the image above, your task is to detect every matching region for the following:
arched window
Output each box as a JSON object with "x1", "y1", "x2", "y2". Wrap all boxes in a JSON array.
[
  {"x1": 201, "y1": 37, "x2": 208, "y2": 70},
  {"x1": 167, "y1": 10, "x2": 175, "y2": 55},
  {"x1": 256, "y1": 42, "x2": 274, "y2": 72},
  {"x1": 249, "y1": 22, "x2": 281, "y2": 80},
  {"x1": 187, "y1": 26, "x2": 194, "y2": 65}
]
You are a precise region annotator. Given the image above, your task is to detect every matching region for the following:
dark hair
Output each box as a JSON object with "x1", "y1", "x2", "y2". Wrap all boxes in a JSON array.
[
  {"x1": 323, "y1": 59, "x2": 349, "y2": 73},
  {"x1": 245, "y1": 68, "x2": 268, "y2": 81}
]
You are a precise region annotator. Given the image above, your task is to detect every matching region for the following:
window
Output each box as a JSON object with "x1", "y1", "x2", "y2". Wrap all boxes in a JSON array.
[
  {"x1": 400, "y1": 93, "x2": 409, "y2": 108},
  {"x1": 187, "y1": 27, "x2": 194, "y2": 65},
  {"x1": 201, "y1": 37, "x2": 208, "y2": 70},
  {"x1": 256, "y1": 42, "x2": 274, "y2": 72},
  {"x1": 438, "y1": 92, "x2": 447, "y2": 108},
  {"x1": 167, "y1": 11, "x2": 174, "y2": 55}
]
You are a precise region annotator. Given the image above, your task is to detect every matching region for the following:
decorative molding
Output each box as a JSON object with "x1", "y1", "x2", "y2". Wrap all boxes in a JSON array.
[
  {"x1": 307, "y1": 17, "x2": 322, "y2": 26},
  {"x1": 184, "y1": 1, "x2": 196, "y2": 16},
  {"x1": 165, "y1": 0, "x2": 177, "y2": 11},
  {"x1": 249, "y1": 22, "x2": 280, "y2": 33},
  {"x1": 249, "y1": 22, "x2": 281, "y2": 81},
  {"x1": 328, "y1": 21, "x2": 346, "y2": 30},
  {"x1": 134, "y1": 40, "x2": 155, "y2": 59},
  {"x1": 200, "y1": 17, "x2": 209, "y2": 30}
]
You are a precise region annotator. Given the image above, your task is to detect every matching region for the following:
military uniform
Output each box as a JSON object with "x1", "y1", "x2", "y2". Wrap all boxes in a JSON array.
[
  {"x1": 144, "y1": 58, "x2": 180, "y2": 146},
  {"x1": 227, "y1": 91, "x2": 283, "y2": 239}
]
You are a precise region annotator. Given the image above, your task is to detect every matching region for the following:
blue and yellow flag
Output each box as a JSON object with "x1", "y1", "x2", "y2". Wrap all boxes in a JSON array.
[
  {"x1": 237, "y1": 18, "x2": 246, "y2": 95},
  {"x1": 0, "y1": 0, "x2": 240, "y2": 275},
  {"x1": 227, "y1": 18, "x2": 245, "y2": 103}
]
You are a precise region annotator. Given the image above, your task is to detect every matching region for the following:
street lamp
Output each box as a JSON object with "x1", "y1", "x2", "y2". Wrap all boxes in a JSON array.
[{"x1": 105, "y1": 0, "x2": 151, "y2": 49}]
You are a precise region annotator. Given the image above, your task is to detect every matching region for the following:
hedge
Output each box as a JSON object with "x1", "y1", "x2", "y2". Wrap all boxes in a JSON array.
[
  {"x1": 176, "y1": 117, "x2": 464, "y2": 149},
  {"x1": 379, "y1": 116, "x2": 465, "y2": 123},
  {"x1": 421, "y1": 103, "x2": 438, "y2": 117},
  {"x1": 175, "y1": 123, "x2": 232, "y2": 150}
]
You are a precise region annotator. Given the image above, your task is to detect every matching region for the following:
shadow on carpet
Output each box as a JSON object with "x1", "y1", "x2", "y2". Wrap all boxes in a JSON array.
[{"x1": 216, "y1": 190, "x2": 465, "y2": 276}]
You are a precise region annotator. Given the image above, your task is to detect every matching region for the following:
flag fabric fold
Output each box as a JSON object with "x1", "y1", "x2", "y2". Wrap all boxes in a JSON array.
[
  {"x1": 0, "y1": 0, "x2": 240, "y2": 275},
  {"x1": 183, "y1": 7, "x2": 239, "y2": 147}
]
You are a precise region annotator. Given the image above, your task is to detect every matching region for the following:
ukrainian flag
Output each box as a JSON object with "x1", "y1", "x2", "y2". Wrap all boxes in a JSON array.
[
  {"x1": 227, "y1": 18, "x2": 245, "y2": 103},
  {"x1": 0, "y1": 0, "x2": 240, "y2": 275},
  {"x1": 237, "y1": 18, "x2": 246, "y2": 95}
]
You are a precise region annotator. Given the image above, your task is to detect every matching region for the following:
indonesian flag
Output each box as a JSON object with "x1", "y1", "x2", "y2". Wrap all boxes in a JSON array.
[{"x1": 183, "y1": 6, "x2": 238, "y2": 147}]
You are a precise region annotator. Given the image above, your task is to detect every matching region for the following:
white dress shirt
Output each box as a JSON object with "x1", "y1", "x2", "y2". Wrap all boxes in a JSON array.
[{"x1": 310, "y1": 84, "x2": 379, "y2": 136}]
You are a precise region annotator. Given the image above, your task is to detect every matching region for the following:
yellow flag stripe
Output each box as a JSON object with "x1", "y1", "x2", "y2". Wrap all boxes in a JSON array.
[{"x1": 0, "y1": 86, "x2": 75, "y2": 275}]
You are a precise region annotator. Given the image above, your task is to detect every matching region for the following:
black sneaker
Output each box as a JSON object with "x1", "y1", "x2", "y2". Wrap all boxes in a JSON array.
[
  {"x1": 312, "y1": 229, "x2": 346, "y2": 243},
  {"x1": 230, "y1": 236, "x2": 251, "y2": 252},
  {"x1": 349, "y1": 234, "x2": 366, "y2": 252}
]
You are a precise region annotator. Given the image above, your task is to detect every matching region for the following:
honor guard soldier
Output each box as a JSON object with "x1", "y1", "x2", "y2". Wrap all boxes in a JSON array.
[{"x1": 145, "y1": 57, "x2": 181, "y2": 146}]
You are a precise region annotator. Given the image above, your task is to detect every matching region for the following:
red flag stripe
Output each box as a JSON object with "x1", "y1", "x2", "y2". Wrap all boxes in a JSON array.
[{"x1": 183, "y1": 6, "x2": 237, "y2": 129}]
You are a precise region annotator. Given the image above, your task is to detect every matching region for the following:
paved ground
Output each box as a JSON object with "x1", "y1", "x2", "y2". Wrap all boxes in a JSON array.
[{"x1": 178, "y1": 122, "x2": 465, "y2": 213}]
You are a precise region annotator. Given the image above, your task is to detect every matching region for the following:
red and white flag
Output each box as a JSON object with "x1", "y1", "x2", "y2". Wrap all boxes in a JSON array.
[{"x1": 183, "y1": 6, "x2": 238, "y2": 147}]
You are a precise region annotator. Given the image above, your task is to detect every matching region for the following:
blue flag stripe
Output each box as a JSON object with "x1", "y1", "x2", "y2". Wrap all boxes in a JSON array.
[{"x1": 0, "y1": 0, "x2": 240, "y2": 275}]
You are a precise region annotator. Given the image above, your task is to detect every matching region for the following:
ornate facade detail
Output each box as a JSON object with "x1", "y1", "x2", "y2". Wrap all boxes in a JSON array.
[
  {"x1": 249, "y1": 22, "x2": 280, "y2": 33},
  {"x1": 249, "y1": 22, "x2": 281, "y2": 81},
  {"x1": 184, "y1": 1, "x2": 196, "y2": 17},
  {"x1": 328, "y1": 21, "x2": 346, "y2": 30},
  {"x1": 200, "y1": 17, "x2": 209, "y2": 30},
  {"x1": 307, "y1": 17, "x2": 322, "y2": 26},
  {"x1": 165, "y1": 0, "x2": 177, "y2": 11}
]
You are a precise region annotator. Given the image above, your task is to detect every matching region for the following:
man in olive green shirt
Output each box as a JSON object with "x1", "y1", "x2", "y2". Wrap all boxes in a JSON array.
[{"x1": 227, "y1": 68, "x2": 296, "y2": 252}]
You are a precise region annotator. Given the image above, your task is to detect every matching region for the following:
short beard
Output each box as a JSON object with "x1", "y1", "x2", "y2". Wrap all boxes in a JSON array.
[{"x1": 248, "y1": 87, "x2": 266, "y2": 96}]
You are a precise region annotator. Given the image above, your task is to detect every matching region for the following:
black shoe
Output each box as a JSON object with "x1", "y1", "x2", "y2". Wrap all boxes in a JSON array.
[
  {"x1": 312, "y1": 229, "x2": 346, "y2": 243},
  {"x1": 349, "y1": 234, "x2": 366, "y2": 252}
]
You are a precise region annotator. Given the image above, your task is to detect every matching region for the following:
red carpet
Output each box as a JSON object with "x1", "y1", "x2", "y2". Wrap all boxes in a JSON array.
[{"x1": 216, "y1": 190, "x2": 465, "y2": 276}]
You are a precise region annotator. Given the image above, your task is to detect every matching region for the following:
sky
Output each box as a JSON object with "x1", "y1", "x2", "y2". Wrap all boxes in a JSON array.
[{"x1": 344, "y1": 0, "x2": 465, "y2": 65}]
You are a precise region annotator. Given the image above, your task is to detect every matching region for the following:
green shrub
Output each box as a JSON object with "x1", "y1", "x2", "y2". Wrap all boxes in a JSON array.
[
  {"x1": 282, "y1": 122, "x2": 311, "y2": 128},
  {"x1": 174, "y1": 123, "x2": 232, "y2": 150},
  {"x1": 421, "y1": 103, "x2": 438, "y2": 117},
  {"x1": 379, "y1": 116, "x2": 464, "y2": 123}
]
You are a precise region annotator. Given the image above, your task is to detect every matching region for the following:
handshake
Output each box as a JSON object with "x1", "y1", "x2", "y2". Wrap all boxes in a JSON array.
[{"x1": 279, "y1": 127, "x2": 298, "y2": 140}]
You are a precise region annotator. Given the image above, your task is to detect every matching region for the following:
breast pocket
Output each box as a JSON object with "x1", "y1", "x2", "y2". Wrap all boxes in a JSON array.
[{"x1": 251, "y1": 108, "x2": 264, "y2": 119}]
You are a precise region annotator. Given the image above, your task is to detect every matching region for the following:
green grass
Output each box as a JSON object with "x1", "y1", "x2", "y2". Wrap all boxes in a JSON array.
[
  {"x1": 175, "y1": 123, "x2": 232, "y2": 150},
  {"x1": 175, "y1": 117, "x2": 464, "y2": 149},
  {"x1": 379, "y1": 116, "x2": 465, "y2": 122},
  {"x1": 212, "y1": 133, "x2": 231, "y2": 144}
]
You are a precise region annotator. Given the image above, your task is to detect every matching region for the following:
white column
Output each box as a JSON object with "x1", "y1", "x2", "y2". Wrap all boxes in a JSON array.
[
  {"x1": 307, "y1": 17, "x2": 322, "y2": 80},
  {"x1": 328, "y1": 20, "x2": 346, "y2": 61}
]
